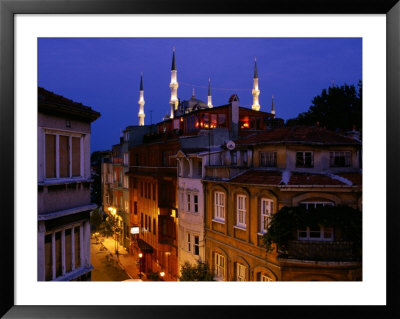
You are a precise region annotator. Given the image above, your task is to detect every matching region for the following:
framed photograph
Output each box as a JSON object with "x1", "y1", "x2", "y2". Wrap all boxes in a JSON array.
[{"x1": 1, "y1": 0, "x2": 399, "y2": 318}]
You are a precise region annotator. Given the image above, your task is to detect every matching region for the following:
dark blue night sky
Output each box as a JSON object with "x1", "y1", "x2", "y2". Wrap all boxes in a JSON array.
[{"x1": 38, "y1": 38, "x2": 362, "y2": 152}]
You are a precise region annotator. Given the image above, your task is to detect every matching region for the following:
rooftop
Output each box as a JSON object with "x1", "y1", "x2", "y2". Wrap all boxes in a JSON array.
[
  {"x1": 229, "y1": 169, "x2": 362, "y2": 187},
  {"x1": 235, "y1": 126, "x2": 361, "y2": 146},
  {"x1": 38, "y1": 87, "x2": 101, "y2": 122}
]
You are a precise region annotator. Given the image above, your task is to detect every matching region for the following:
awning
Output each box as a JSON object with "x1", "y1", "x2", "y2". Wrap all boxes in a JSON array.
[{"x1": 137, "y1": 238, "x2": 154, "y2": 254}]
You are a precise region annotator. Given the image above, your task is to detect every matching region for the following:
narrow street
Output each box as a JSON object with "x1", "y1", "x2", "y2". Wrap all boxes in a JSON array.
[{"x1": 90, "y1": 235, "x2": 130, "y2": 281}]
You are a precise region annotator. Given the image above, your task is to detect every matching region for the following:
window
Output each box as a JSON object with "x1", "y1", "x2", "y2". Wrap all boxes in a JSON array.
[
  {"x1": 123, "y1": 152, "x2": 129, "y2": 166},
  {"x1": 187, "y1": 233, "x2": 191, "y2": 252},
  {"x1": 45, "y1": 133, "x2": 82, "y2": 179},
  {"x1": 230, "y1": 151, "x2": 237, "y2": 165},
  {"x1": 236, "y1": 195, "x2": 247, "y2": 228},
  {"x1": 296, "y1": 151, "x2": 314, "y2": 168},
  {"x1": 214, "y1": 253, "x2": 225, "y2": 280},
  {"x1": 261, "y1": 199, "x2": 273, "y2": 233},
  {"x1": 330, "y1": 151, "x2": 351, "y2": 167},
  {"x1": 153, "y1": 219, "x2": 156, "y2": 235},
  {"x1": 194, "y1": 236, "x2": 199, "y2": 256},
  {"x1": 298, "y1": 226, "x2": 334, "y2": 241},
  {"x1": 197, "y1": 161, "x2": 202, "y2": 177},
  {"x1": 260, "y1": 274, "x2": 273, "y2": 282},
  {"x1": 44, "y1": 224, "x2": 82, "y2": 281},
  {"x1": 241, "y1": 151, "x2": 248, "y2": 166},
  {"x1": 123, "y1": 176, "x2": 129, "y2": 188},
  {"x1": 153, "y1": 184, "x2": 156, "y2": 200},
  {"x1": 298, "y1": 202, "x2": 334, "y2": 241},
  {"x1": 260, "y1": 152, "x2": 277, "y2": 167},
  {"x1": 145, "y1": 214, "x2": 148, "y2": 229},
  {"x1": 193, "y1": 195, "x2": 199, "y2": 213},
  {"x1": 214, "y1": 192, "x2": 225, "y2": 221},
  {"x1": 236, "y1": 263, "x2": 246, "y2": 281},
  {"x1": 124, "y1": 200, "x2": 129, "y2": 213},
  {"x1": 148, "y1": 216, "x2": 151, "y2": 233},
  {"x1": 134, "y1": 202, "x2": 138, "y2": 215},
  {"x1": 187, "y1": 194, "x2": 191, "y2": 212}
]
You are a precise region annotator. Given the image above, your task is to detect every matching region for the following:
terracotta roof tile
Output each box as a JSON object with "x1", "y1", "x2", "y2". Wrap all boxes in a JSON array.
[
  {"x1": 235, "y1": 126, "x2": 360, "y2": 146},
  {"x1": 229, "y1": 169, "x2": 362, "y2": 187}
]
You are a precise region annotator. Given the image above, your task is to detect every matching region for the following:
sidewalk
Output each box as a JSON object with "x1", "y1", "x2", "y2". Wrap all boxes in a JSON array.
[{"x1": 93, "y1": 234, "x2": 143, "y2": 280}]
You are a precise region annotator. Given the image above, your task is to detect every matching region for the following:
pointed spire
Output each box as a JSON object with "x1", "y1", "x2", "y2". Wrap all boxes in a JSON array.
[
  {"x1": 140, "y1": 72, "x2": 143, "y2": 91},
  {"x1": 271, "y1": 95, "x2": 276, "y2": 115},
  {"x1": 171, "y1": 47, "x2": 176, "y2": 71},
  {"x1": 253, "y1": 57, "x2": 258, "y2": 79},
  {"x1": 192, "y1": 87, "x2": 195, "y2": 98},
  {"x1": 208, "y1": 78, "x2": 211, "y2": 96}
]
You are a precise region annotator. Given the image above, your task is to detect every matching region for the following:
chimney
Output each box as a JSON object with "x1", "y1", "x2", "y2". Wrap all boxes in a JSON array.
[{"x1": 229, "y1": 94, "x2": 239, "y2": 139}]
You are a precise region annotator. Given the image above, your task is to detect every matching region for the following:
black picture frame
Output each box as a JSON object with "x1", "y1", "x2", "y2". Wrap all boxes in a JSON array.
[{"x1": 1, "y1": 0, "x2": 399, "y2": 318}]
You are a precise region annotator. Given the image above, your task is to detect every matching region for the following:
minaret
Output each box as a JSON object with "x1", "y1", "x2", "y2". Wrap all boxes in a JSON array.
[
  {"x1": 252, "y1": 57, "x2": 260, "y2": 111},
  {"x1": 271, "y1": 95, "x2": 276, "y2": 116},
  {"x1": 169, "y1": 48, "x2": 179, "y2": 119},
  {"x1": 207, "y1": 78, "x2": 213, "y2": 108},
  {"x1": 138, "y1": 73, "x2": 145, "y2": 126}
]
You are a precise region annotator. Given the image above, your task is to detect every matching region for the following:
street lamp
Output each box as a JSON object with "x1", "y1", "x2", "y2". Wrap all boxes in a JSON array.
[
  {"x1": 138, "y1": 253, "x2": 143, "y2": 279},
  {"x1": 160, "y1": 271, "x2": 165, "y2": 281}
]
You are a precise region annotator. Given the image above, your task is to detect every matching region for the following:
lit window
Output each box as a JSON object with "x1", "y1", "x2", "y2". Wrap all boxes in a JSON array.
[
  {"x1": 236, "y1": 195, "x2": 247, "y2": 228},
  {"x1": 214, "y1": 253, "x2": 225, "y2": 280},
  {"x1": 296, "y1": 151, "x2": 314, "y2": 168},
  {"x1": 214, "y1": 192, "x2": 225, "y2": 222},
  {"x1": 329, "y1": 151, "x2": 351, "y2": 167},
  {"x1": 261, "y1": 199, "x2": 273, "y2": 233},
  {"x1": 260, "y1": 274, "x2": 273, "y2": 282},
  {"x1": 236, "y1": 263, "x2": 246, "y2": 281}
]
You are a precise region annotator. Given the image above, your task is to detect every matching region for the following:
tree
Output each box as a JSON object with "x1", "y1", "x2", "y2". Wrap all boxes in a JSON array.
[
  {"x1": 286, "y1": 81, "x2": 362, "y2": 131},
  {"x1": 179, "y1": 261, "x2": 215, "y2": 281},
  {"x1": 90, "y1": 207, "x2": 103, "y2": 232},
  {"x1": 262, "y1": 205, "x2": 362, "y2": 259}
]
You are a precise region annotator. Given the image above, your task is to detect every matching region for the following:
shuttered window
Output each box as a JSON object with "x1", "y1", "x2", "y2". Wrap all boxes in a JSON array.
[
  {"x1": 59, "y1": 136, "x2": 69, "y2": 177},
  {"x1": 45, "y1": 234, "x2": 53, "y2": 280},
  {"x1": 72, "y1": 137, "x2": 81, "y2": 176},
  {"x1": 55, "y1": 231, "x2": 62, "y2": 277},
  {"x1": 44, "y1": 132, "x2": 83, "y2": 179},
  {"x1": 45, "y1": 134, "x2": 56, "y2": 178},
  {"x1": 65, "y1": 229, "x2": 72, "y2": 273},
  {"x1": 74, "y1": 227, "x2": 81, "y2": 269}
]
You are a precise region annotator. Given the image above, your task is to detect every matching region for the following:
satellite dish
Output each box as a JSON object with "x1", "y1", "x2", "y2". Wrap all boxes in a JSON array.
[{"x1": 226, "y1": 140, "x2": 236, "y2": 150}]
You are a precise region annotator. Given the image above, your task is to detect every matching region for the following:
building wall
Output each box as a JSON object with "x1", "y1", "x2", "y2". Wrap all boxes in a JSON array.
[
  {"x1": 204, "y1": 181, "x2": 361, "y2": 281},
  {"x1": 38, "y1": 111, "x2": 95, "y2": 281},
  {"x1": 177, "y1": 176, "x2": 205, "y2": 272}
]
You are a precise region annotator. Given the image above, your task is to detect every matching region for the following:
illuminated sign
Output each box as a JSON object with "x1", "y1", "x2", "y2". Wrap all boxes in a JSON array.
[{"x1": 130, "y1": 227, "x2": 140, "y2": 234}]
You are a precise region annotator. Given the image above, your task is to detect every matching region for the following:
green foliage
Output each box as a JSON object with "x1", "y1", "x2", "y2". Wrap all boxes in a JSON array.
[
  {"x1": 179, "y1": 261, "x2": 215, "y2": 281},
  {"x1": 262, "y1": 205, "x2": 362, "y2": 254},
  {"x1": 90, "y1": 207, "x2": 103, "y2": 232},
  {"x1": 286, "y1": 81, "x2": 362, "y2": 131},
  {"x1": 99, "y1": 214, "x2": 119, "y2": 238},
  {"x1": 147, "y1": 272, "x2": 162, "y2": 281}
]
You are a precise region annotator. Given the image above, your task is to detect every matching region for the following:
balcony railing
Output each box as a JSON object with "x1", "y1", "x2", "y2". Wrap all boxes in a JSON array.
[{"x1": 281, "y1": 240, "x2": 360, "y2": 262}]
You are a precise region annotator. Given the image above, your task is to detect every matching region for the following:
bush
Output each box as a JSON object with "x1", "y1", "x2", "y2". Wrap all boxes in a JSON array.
[{"x1": 179, "y1": 261, "x2": 215, "y2": 281}]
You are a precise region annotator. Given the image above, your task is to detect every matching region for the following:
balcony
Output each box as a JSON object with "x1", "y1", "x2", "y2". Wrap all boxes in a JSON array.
[{"x1": 280, "y1": 240, "x2": 360, "y2": 262}]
